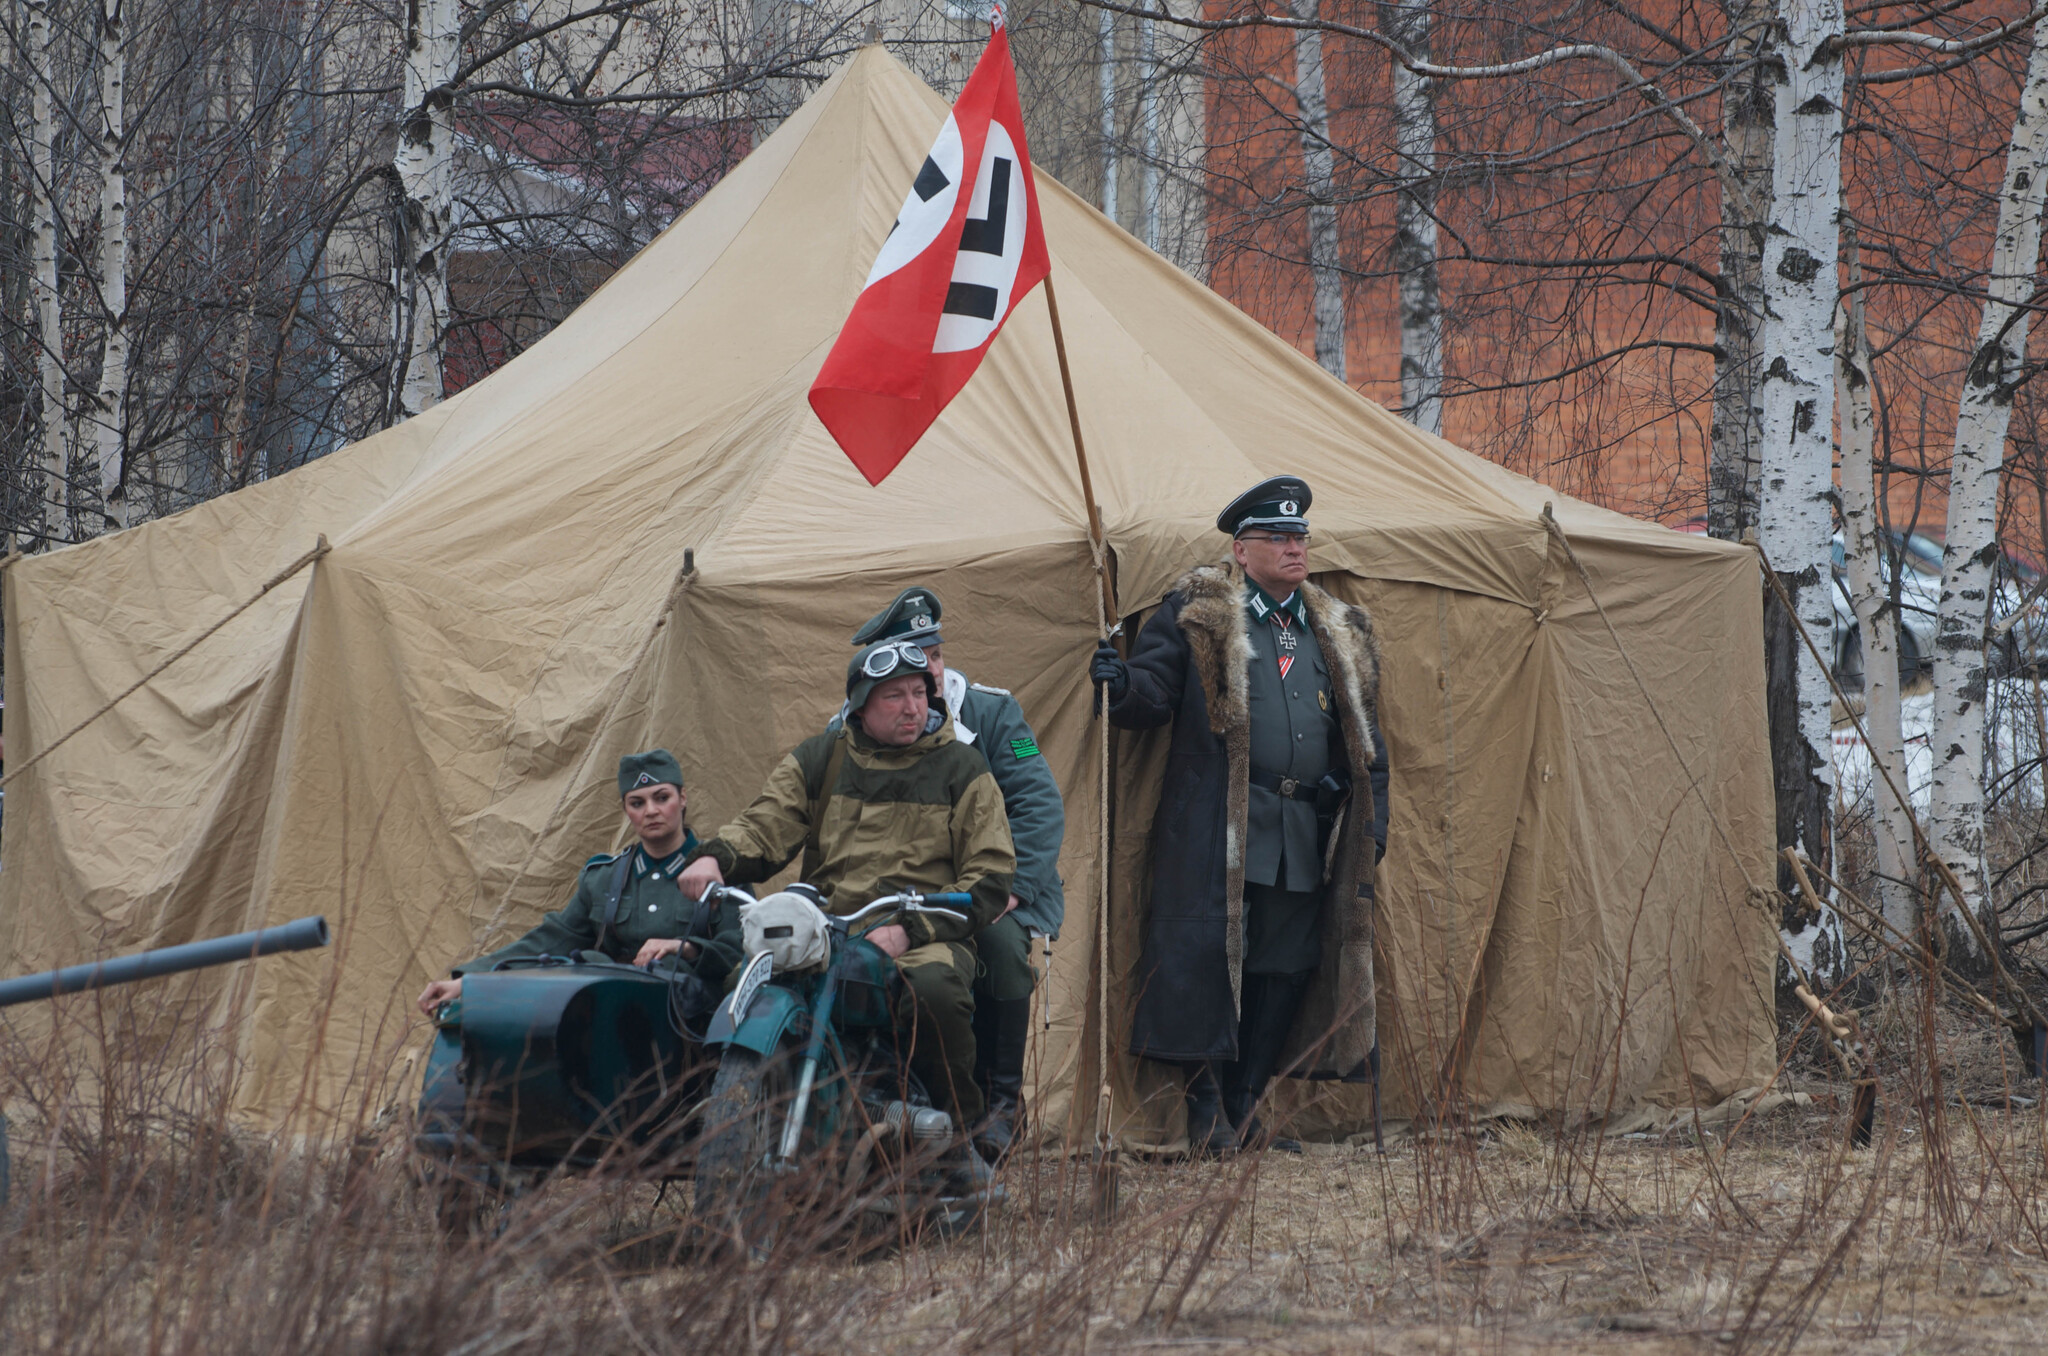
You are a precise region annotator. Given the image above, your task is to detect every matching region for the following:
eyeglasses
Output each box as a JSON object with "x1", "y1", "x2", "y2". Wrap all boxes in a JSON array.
[{"x1": 861, "y1": 640, "x2": 930, "y2": 679}]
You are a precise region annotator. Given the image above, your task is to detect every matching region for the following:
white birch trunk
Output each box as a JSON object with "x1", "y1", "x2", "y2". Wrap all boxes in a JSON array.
[
  {"x1": 1706, "y1": 0, "x2": 1774, "y2": 541},
  {"x1": 1138, "y1": 16, "x2": 1160, "y2": 249},
  {"x1": 1099, "y1": 6, "x2": 1119, "y2": 223},
  {"x1": 1382, "y1": 1, "x2": 1440, "y2": 432},
  {"x1": 1755, "y1": 0, "x2": 1845, "y2": 979},
  {"x1": 1289, "y1": 0, "x2": 1345, "y2": 381},
  {"x1": 748, "y1": 0, "x2": 791, "y2": 131},
  {"x1": 391, "y1": 0, "x2": 458, "y2": 422},
  {"x1": 28, "y1": 0, "x2": 70, "y2": 546},
  {"x1": 1927, "y1": 23, "x2": 2048, "y2": 950},
  {"x1": 89, "y1": 0, "x2": 129, "y2": 531},
  {"x1": 1837, "y1": 254, "x2": 1916, "y2": 935}
]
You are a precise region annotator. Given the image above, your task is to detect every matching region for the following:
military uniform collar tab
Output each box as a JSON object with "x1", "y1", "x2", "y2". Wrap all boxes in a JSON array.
[
  {"x1": 1245, "y1": 580, "x2": 1304, "y2": 623},
  {"x1": 636, "y1": 839, "x2": 692, "y2": 876}
]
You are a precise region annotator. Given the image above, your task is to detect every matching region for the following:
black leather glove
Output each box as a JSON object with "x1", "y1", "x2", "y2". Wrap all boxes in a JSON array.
[{"x1": 1090, "y1": 640, "x2": 1129, "y2": 705}]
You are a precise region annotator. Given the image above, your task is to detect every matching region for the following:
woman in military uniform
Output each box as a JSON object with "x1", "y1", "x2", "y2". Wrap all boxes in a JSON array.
[{"x1": 415, "y1": 749, "x2": 739, "y2": 1013}]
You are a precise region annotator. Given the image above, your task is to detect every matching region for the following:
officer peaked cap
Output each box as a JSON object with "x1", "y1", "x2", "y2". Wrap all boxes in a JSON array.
[
  {"x1": 617, "y1": 749, "x2": 685, "y2": 797},
  {"x1": 1218, "y1": 475, "x2": 1313, "y2": 536},
  {"x1": 850, "y1": 586, "x2": 944, "y2": 647}
]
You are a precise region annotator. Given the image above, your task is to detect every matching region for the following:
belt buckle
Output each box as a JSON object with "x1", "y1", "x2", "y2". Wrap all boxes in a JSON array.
[{"x1": 1279, "y1": 777, "x2": 1300, "y2": 798}]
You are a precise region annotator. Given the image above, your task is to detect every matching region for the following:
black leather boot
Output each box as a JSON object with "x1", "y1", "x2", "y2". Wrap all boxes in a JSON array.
[
  {"x1": 1183, "y1": 1061, "x2": 1237, "y2": 1158},
  {"x1": 974, "y1": 997, "x2": 1030, "y2": 1161},
  {"x1": 1223, "y1": 972, "x2": 1312, "y2": 1153},
  {"x1": 971, "y1": 992, "x2": 996, "y2": 1112}
]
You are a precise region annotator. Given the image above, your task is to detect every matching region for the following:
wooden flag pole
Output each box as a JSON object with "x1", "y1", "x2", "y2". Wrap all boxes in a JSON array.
[
  {"x1": 1044, "y1": 272, "x2": 1120, "y2": 1222},
  {"x1": 1045, "y1": 274, "x2": 1116, "y2": 626}
]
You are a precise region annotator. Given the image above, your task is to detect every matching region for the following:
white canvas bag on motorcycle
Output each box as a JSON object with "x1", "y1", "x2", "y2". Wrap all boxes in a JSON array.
[{"x1": 742, "y1": 891, "x2": 833, "y2": 973}]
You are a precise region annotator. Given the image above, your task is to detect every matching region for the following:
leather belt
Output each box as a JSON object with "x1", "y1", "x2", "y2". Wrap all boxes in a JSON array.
[{"x1": 1249, "y1": 769, "x2": 1311, "y2": 799}]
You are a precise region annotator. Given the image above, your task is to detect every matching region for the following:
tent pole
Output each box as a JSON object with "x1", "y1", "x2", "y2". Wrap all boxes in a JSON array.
[{"x1": 1045, "y1": 271, "x2": 1121, "y2": 1221}]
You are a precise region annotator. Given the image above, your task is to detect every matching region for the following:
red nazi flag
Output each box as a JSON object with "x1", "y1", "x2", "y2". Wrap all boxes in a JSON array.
[{"x1": 808, "y1": 10, "x2": 1050, "y2": 485}]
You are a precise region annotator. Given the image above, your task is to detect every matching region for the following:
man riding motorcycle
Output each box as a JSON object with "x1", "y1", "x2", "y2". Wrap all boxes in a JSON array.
[{"x1": 678, "y1": 639, "x2": 1014, "y2": 1186}]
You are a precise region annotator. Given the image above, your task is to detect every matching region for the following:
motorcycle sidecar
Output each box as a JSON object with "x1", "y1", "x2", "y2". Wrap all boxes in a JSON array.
[{"x1": 415, "y1": 956, "x2": 712, "y2": 1181}]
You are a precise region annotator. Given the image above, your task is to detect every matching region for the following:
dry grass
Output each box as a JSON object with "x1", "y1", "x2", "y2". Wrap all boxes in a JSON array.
[{"x1": 5, "y1": 980, "x2": 2048, "y2": 1355}]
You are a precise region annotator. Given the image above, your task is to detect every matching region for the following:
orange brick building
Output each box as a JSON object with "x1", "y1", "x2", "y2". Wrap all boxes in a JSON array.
[{"x1": 1191, "y1": 0, "x2": 2048, "y2": 559}]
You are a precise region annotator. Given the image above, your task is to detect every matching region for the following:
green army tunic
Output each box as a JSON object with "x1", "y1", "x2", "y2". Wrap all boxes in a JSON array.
[
  {"x1": 944, "y1": 670, "x2": 1065, "y2": 936},
  {"x1": 1242, "y1": 582, "x2": 1343, "y2": 975},
  {"x1": 946, "y1": 672, "x2": 1062, "y2": 1002},
  {"x1": 451, "y1": 830, "x2": 738, "y2": 980}
]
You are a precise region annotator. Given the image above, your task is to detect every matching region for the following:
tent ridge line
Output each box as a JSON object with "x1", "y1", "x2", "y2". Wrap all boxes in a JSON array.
[
  {"x1": 1031, "y1": 170, "x2": 1527, "y2": 522},
  {"x1": 353, "y1": 63, "x2": 858, "y2": 533}
]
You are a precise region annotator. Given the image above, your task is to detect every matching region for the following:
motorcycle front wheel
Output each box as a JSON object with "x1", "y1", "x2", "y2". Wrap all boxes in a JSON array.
[{"x1": 693, "y1": 1047, "x2": 795, "y2": 1254}]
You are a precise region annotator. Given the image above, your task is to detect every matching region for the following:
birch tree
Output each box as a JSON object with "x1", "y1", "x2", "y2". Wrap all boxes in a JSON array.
[
  {"x1": 1099, "y1": 6, "x2": 1118, "y2": 221},
  {"x1": 1381, "y1": 0, "x2": 1438, "y2": 432},
  {"x1": 1837, "y1": 235, "x2": 1915, "y2": 935},
  {"x1": 390, "y1": 0, "x2": 459, "y2": 424},
  {"x1": 1705, "y1": 0, "x2": 1773, "y2": 541},
  {"x1": 1288, "y1": 0, "x2": 1345, "y2": 380},
  {"x1": 1138, "y1": 13, "x2": 1161, "y2": 248},
  {"x1": 0, "y1": 0, "x2": 876, "y2": 542},
  {"x1": 87, "y1": 0, "x2": 126, "y2": 530},
  {"x1": 1752, "y1": 0, "x2": 1845, "y2": 975},
  {"x1": 1926, "y1": 20, "x2": 2048, "y2": 951},
  {"x1": 27, "y1": 0, "x2": 69, "y2": 546}
]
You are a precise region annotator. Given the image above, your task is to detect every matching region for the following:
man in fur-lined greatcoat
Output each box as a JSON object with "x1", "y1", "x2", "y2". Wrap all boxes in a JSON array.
[{"x1": 1090, "y1": 477, "x2": 1389, "y2": 1155}]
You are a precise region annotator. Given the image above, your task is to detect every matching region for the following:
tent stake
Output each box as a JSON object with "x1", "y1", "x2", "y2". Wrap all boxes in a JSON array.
[{"x1": 1045, "y1": 272, "x2": 1121, "y2": 1221}]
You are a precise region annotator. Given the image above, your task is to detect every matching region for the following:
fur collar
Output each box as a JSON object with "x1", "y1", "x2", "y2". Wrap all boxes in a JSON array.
[
  {"x1": 1170, "y1": 559, "x2": 1381, "y2": 751},
  {"x1": 1160, "y1": 557, "x2": 1384, "y2": 1063}
]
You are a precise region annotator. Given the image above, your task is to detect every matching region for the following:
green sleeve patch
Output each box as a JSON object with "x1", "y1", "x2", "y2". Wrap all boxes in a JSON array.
[{"x1": 1009, "y1": 737, "x2": 1040, "y2": 759}]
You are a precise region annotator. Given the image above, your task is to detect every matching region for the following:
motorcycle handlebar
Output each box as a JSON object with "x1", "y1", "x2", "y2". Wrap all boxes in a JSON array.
[
  {"x1": 704, "y1": 884, "x2": 973, "y2": 927},
  {"x1": 838, "y1": 892, "x2": 972, "y2": 927}
]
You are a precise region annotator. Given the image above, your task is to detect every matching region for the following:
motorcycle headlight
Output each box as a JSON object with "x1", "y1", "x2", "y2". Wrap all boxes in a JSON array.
[{"x1": 741, "y1": 892, "x2": 833, "y2": 973}]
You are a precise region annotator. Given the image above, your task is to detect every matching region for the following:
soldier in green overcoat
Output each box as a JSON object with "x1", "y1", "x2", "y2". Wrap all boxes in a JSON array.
[{"x1": 415, "y1": 750, "x2": 741, "y2": 1013}]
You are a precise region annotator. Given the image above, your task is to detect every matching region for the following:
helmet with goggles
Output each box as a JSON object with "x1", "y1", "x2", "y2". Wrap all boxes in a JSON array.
[{"x1": 846, "y1": 638, "x2": 937, "y2": 711}]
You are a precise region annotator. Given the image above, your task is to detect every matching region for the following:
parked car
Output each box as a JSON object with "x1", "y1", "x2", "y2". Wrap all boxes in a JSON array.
[
  {"x1": 1831, "y1": 532, "x2": 1939, "y2": 688},
  {"x1": 1991, "y1": 547, "x2": 2048, "y2": 676},
  {"x1": 1830, "y1": 529, "x2": 2048, "y2": 681}
]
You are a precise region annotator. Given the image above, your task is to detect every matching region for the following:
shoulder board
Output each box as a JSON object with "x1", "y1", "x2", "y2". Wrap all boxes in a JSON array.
[
  {"x1": 970, "y1": 681, "x2": 1011, "y2": 696},
  {"x1": 582, "y1": 851, "x2": 624, "y2": 870}
]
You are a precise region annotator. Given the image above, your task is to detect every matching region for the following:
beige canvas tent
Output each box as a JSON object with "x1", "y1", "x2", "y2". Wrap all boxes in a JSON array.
[{"x1": 0, "y1": 47, "x2": 1776, "y2": 1141}]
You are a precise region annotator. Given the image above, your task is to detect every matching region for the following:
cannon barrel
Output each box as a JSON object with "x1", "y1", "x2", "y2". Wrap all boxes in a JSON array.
[{"x1": 0, "y1": 915, "x2": 330, "y2": 1008}]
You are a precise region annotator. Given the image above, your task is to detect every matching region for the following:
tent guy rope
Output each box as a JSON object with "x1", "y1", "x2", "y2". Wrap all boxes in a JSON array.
[{"x1": 1, "y1": 535, "x2": 330, "y2": 791}]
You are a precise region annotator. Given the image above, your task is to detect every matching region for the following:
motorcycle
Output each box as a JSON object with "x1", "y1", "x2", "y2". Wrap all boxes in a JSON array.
[{"x1": 691, "y1": 885, "x2": 995, "y2": 1252}]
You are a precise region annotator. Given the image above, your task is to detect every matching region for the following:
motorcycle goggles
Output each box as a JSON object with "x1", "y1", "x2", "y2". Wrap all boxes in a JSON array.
[{"x1": 859, "y1": 640, "x2": 930, "y2": 680}]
